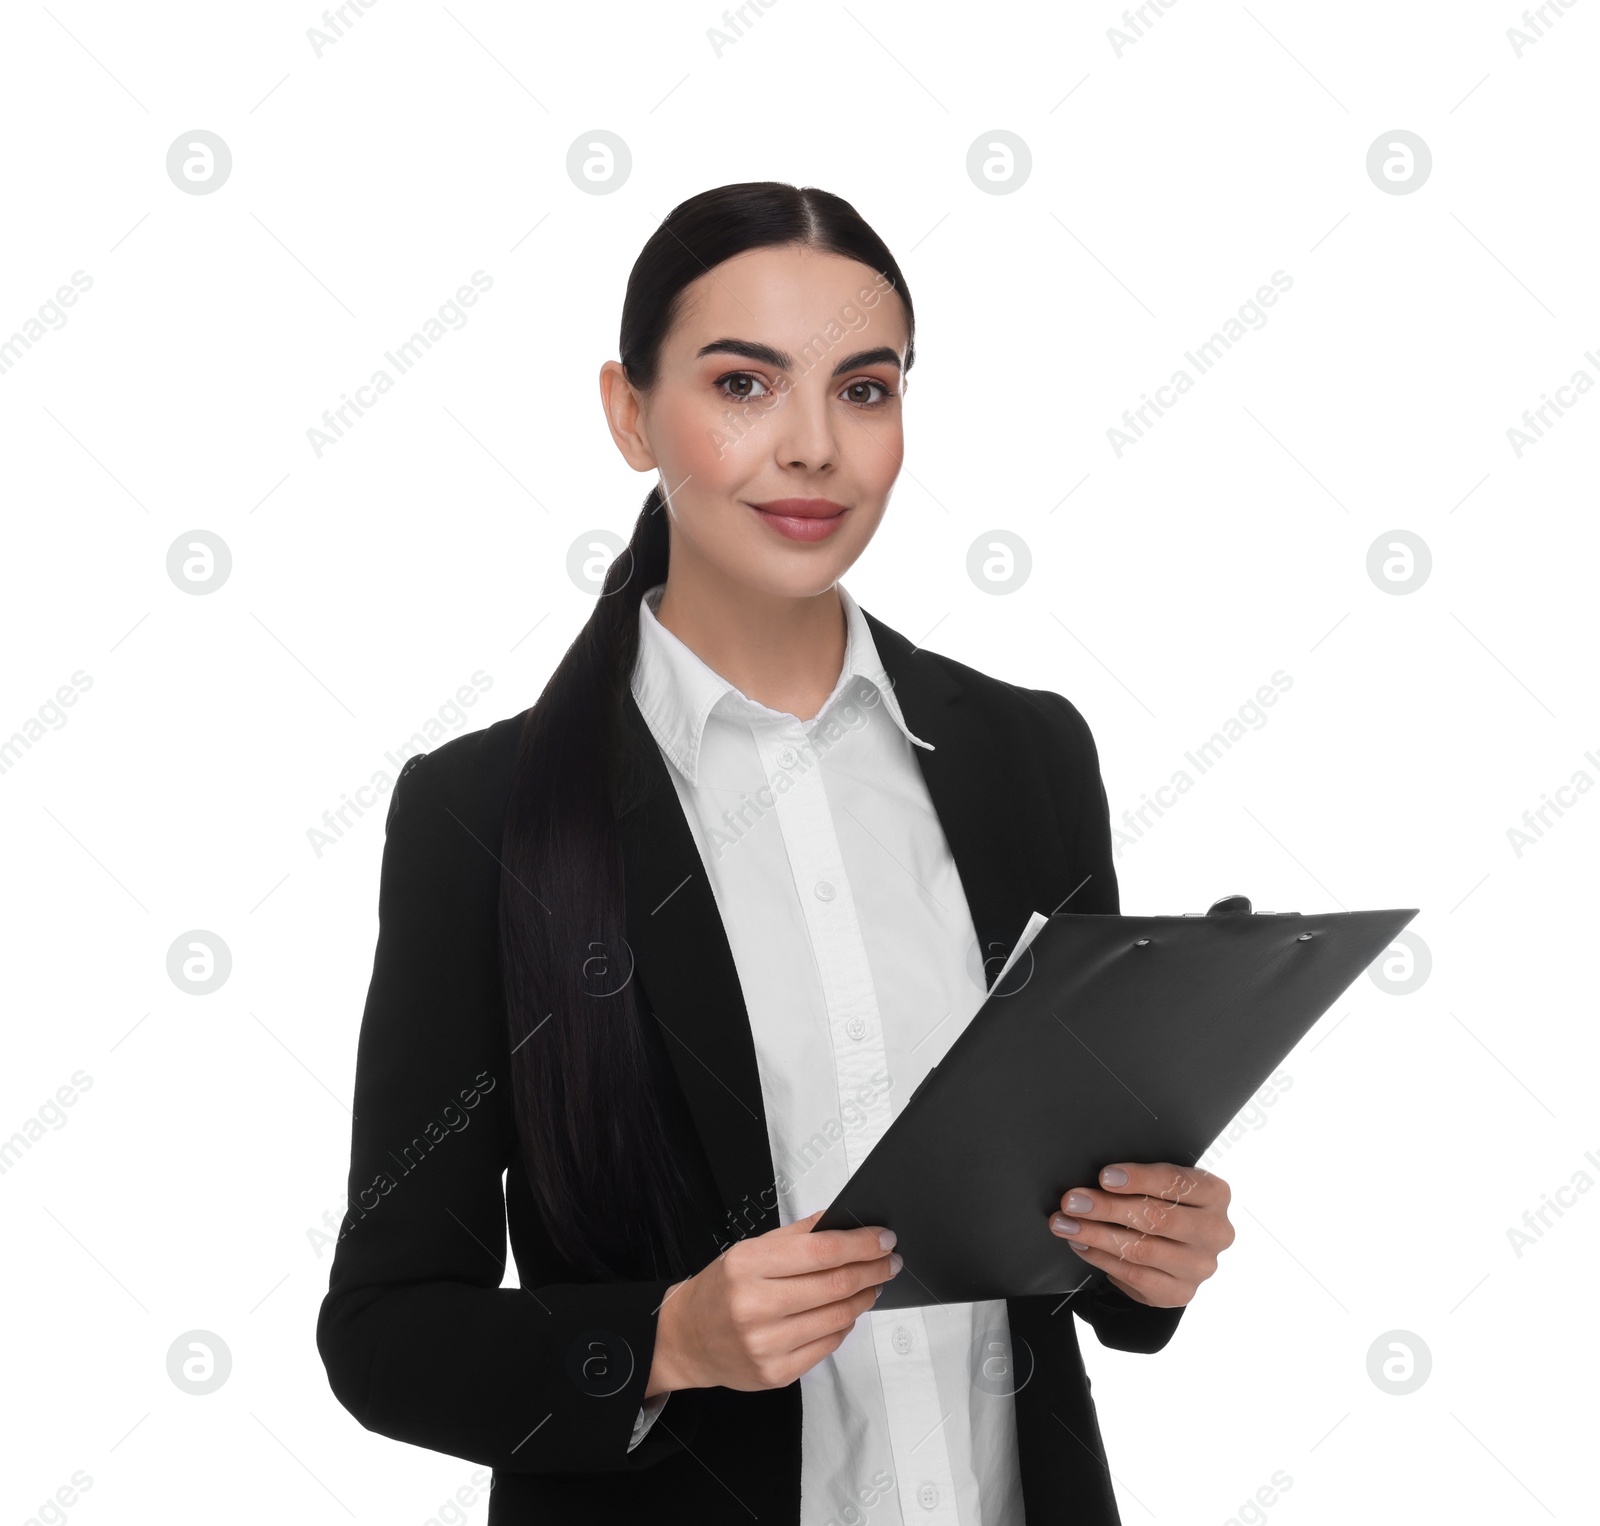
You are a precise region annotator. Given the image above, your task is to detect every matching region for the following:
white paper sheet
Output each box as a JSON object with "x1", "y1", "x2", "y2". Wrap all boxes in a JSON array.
[{"x1": 987, "y1": 909, "x2": 1051, "y2": 994}]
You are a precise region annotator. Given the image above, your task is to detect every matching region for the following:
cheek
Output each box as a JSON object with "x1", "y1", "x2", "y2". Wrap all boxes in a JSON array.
[
  {"x1": 853, "y1": 417, "x2": 904, "y2": 496},
  {"x1": 651, "y1": 389, "x2": 754, "y2": 494}
]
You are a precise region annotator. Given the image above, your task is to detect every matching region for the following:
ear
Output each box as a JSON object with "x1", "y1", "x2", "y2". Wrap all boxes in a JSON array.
[{"x1": 599, "y1": 360, "x2": 658, "y2": 473}]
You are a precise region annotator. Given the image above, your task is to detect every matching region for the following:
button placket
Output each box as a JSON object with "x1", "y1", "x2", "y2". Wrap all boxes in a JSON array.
[
  {"x1": 753, "y1": 716, "x2": 964, "y2": 1526},
  {"x1": 872, "y1": 1305, "x2": 961, "y2": 1525},
  {"x1": 754, "y1": 722, "x2": 891, "y2": 1175}
]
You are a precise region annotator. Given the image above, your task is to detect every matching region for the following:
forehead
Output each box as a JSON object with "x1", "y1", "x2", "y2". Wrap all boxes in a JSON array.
[{"x1": 668, "y1": 244, "x2": 907, "y2": 353}]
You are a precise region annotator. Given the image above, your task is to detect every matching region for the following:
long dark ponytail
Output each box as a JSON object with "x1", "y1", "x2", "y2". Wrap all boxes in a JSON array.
[{"x1": 498, "y1": 181, "x2": 916, "y2": 1281}]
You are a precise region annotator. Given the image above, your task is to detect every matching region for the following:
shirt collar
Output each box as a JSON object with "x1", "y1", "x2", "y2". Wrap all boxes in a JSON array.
[{"x1": 630, "y1": 581, "x2": 933, "y2": 786}]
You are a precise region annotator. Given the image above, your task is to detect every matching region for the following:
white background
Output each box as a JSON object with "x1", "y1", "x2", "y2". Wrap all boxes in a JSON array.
[{"x1": 2, "y1": 1, "x2": 1595, "y2": 1522}]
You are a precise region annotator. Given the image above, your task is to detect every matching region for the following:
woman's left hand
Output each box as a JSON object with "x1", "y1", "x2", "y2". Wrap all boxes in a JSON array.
[{"x1": 1048, "y1": 1162, "x2": 1234, "y2": 1307}]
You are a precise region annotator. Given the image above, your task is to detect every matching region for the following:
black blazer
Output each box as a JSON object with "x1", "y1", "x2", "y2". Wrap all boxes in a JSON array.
[{"x1": 316, "y1": 607, "x2": 1185, "y2": 1525}]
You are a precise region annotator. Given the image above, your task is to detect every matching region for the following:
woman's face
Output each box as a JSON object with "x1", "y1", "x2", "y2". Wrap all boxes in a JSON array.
[{"x1": 601, "y1": 243, "x2": 910, "y2": 601}]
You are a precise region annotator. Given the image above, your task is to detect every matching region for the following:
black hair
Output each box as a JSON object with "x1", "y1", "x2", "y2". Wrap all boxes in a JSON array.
[{"x1": 498, "y1": 181, "x2": 916, "y2": 1280}]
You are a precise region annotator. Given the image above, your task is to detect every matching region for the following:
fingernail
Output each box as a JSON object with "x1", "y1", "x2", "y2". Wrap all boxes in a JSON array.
[
  {"x1": 872, "y1": 1285, "x2": 882, "y2": 1301},
  {"x1": 889, "y1": 1252, "x2": 903, "y2": 1275},
  {"x1": 1051, "y1": 1214, "x2": 1081, "y2": 1236},
  {"x1": 1101, "y1": 1166, "x2": 1129, "y2": 1187},
  {"x1": 1066, "y1": 1192, "x2": 1093, "y2": 1214},
  {"x1": 878, "y1": 1229, "x2": 897, "y2": 1251}
]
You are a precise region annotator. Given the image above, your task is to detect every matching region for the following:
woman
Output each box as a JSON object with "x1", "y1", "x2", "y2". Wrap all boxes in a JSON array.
[{"x1": 317, "y1": 181, "x2": 1235, "y2": 1525}]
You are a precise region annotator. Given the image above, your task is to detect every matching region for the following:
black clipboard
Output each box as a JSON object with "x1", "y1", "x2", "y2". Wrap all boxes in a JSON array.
[{"x1": 813, "y1": 896, "x2": 1418, "y2": 1309}]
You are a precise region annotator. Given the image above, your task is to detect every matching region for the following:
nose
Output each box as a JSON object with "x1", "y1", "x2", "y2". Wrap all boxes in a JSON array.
[{"x1": 767, "y1": 380, "x2": 838, "y2": 475}]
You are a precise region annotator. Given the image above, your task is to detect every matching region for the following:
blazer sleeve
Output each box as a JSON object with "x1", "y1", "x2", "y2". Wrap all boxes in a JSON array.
[
  {"x1": 1046, "y1": 690, "x2": 1186, "y2": 1357},
  {"x1": 315, "y1": 747, "x2": 696, "y2": 1472}
]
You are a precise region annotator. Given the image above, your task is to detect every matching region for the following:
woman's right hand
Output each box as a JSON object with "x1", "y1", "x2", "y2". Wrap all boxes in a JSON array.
[{"x1": 645, "y1": 1210, "x2": 902, "y2": 1396}]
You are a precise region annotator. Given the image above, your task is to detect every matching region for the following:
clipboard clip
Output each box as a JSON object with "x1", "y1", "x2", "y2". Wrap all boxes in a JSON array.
[{"x1": 1188, "y1": 895, "x2": 1300, "y2": 916}]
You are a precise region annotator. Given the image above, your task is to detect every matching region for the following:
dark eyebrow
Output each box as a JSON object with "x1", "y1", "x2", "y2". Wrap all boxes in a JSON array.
[{"x1": 695, "y1": 338, "x2": 902, "y2": 379}]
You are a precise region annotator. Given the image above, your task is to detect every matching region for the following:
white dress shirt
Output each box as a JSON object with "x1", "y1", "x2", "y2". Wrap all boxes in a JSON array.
[{"x1": 626, "y1": 580, "x2": 1026, "y2": 1526}]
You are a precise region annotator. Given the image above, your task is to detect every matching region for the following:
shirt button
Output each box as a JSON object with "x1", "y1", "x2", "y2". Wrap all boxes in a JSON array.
[
  {"x1": 892, "y1": 1325, "x2": 914, "y2": 1355},
  {"x1": 814, "y1": 880, "x2": 835, "y2": 902},
  {"x1": 845, "y1": 1016, "x2": 866, "y2": 1041},
  {"x1": 778, "y1": 746, "x2": 798, "y2": 769},
  {"x1": 918, "y1": 1481, "x2": 940, "y2": 1510}
]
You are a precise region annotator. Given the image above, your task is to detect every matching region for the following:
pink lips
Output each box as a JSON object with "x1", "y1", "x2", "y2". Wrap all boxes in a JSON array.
[{"x1": 746, "y1": 498, "x2": 850, "y2": 542}]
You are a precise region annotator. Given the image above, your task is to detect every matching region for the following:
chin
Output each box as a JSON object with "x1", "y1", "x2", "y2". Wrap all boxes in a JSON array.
[{"x1": 738, "y1": 555, "x2": 858, "y2": 601}]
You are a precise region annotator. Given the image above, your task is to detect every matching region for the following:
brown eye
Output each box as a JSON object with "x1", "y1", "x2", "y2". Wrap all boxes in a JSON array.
[
  {"x1": 716, "y1": 372, "x2": 770, "y2": 403},
  {"x1": 842, "y1": 379, "x2": 892, "y2": 407}
]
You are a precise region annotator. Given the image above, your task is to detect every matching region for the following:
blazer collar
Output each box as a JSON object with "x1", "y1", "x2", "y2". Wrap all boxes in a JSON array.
[{"x1": 620, "y1": 601, "x2": 1039, "y2": 1249}]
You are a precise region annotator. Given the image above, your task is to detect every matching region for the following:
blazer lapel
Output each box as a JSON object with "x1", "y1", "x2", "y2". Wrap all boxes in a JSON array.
[
  {"x1": 619, "y1": 693, "x2": 781, "y2": 1247},
  {"x1": 863, "y1": 610, "x2": 1044, "y2": 980},
  {"x1": 617, "y1": 609, "x2": 1052, "y2": 1249}
]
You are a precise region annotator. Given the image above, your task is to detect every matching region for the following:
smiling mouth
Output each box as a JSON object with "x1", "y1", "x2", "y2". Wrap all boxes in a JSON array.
[
  {"x1": 744, "y1": 498, "x2": 852, "y2": 543},
  {"x1": 747, "y1": 498, "x2": 849, "y2": 518}
]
